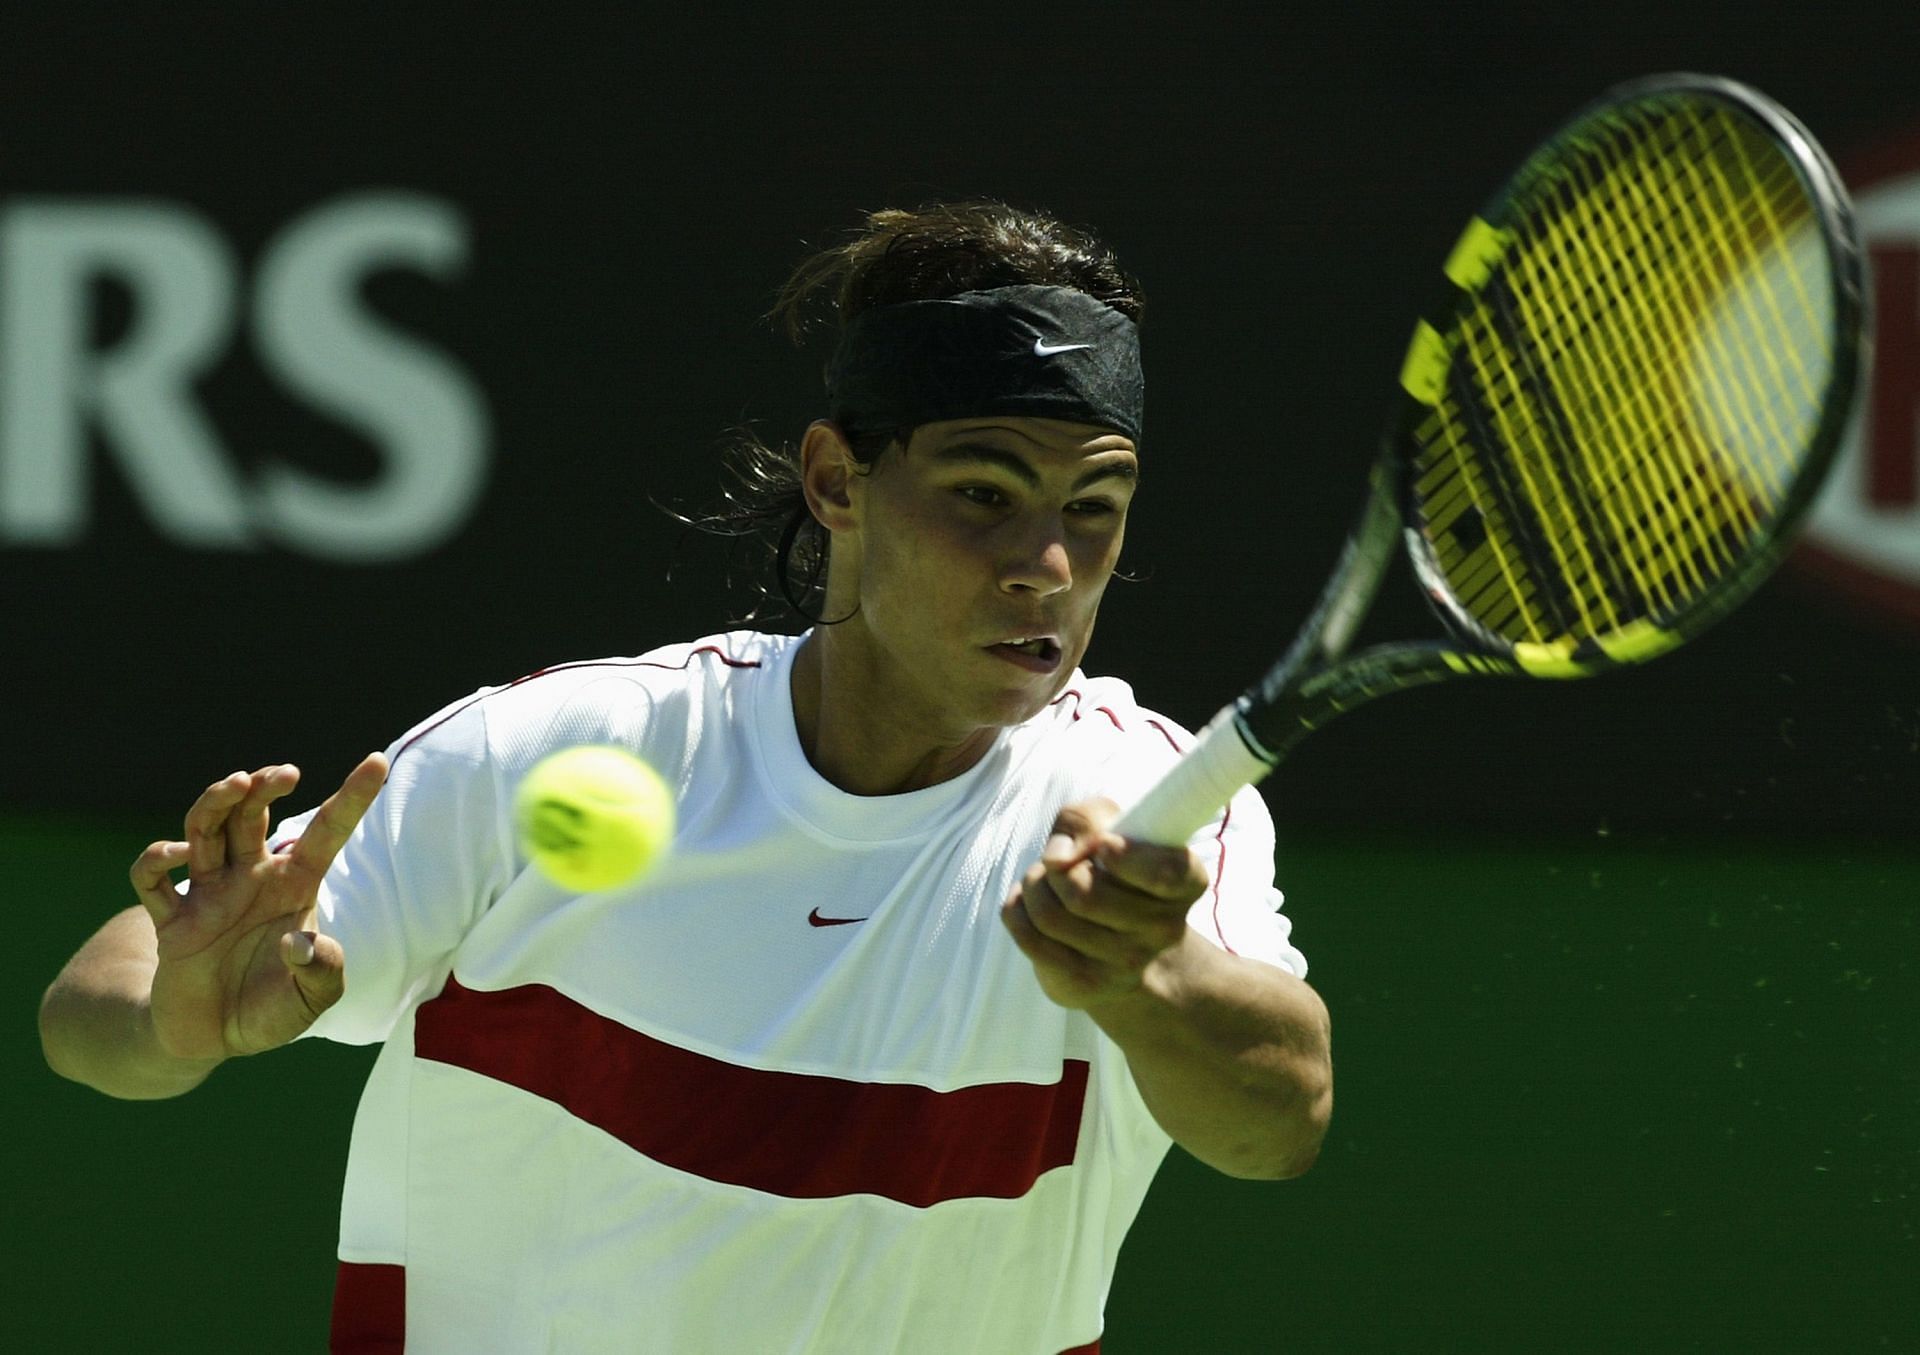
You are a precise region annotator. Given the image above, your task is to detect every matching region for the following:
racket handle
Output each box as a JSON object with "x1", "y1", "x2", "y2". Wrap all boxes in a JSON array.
[{"x1": 1113, "y1": 706, "x2": 1275, "y2": 846}]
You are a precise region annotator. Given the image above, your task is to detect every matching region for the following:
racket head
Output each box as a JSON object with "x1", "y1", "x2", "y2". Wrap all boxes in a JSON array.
[{"x1": 1388, "y1": 72, "x2": 1868, "y2": 679}]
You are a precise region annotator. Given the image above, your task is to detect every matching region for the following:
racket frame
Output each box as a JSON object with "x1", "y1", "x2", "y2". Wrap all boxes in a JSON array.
[
  {"x1": 1114, "y1": 73, "x2": 1868, "y2": 848},
  {"x1": 1399, "y1": 72, "x2": 1868, "y2": 682}
]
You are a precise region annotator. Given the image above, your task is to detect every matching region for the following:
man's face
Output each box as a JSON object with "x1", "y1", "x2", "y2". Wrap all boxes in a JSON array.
[{"x1": 840, "y1": 415, "x2": 1138, "y2": 735}]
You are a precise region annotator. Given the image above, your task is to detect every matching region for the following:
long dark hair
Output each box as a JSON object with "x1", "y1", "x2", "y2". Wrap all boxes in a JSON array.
[{"x1": 687, "y1": 201, "x2": 1145, "y2": 624}]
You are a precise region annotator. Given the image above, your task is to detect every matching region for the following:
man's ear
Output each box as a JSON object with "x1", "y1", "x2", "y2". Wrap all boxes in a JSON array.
[{"x1": 799, "y1": 421, "x2": 861, "y2": 533}]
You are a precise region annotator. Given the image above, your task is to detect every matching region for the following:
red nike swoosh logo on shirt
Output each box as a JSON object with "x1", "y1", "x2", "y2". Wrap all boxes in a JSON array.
[{"x1": 807, "y1": 907, "x2": 868, "y2": 927}]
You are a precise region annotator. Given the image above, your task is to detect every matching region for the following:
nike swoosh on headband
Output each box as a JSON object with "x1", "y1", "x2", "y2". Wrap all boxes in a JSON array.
[{"x1": 1032, "y1": 339, "x2": 1094, "y2": 356}]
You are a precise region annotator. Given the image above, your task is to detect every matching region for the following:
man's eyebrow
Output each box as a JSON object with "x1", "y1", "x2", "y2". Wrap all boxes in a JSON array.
[{"x1": 932, "y1": 441, "x2": 1139, "y2": 492}]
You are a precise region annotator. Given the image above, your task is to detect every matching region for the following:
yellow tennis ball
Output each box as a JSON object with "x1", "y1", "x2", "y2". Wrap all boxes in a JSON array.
[{"x1": 515, "y1": 745, "x2": 675, "y2": 892}]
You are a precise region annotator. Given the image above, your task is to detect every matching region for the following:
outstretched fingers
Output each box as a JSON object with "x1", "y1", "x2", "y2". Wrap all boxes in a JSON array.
[
  {"x1": 226, "y1": 764, "x2": 302, "y2": 867},
  {"x1": 284, "y1": 753, "x2": 390, "y2": 882},
  {"x1": 184, "y1": 771, "x2": 253, "y2": 880}
]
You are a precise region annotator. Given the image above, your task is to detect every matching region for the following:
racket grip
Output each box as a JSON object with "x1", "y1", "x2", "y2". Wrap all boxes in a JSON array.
[{"x1": 1112, "y1": 706, "x2": 1275, "y2": 846}]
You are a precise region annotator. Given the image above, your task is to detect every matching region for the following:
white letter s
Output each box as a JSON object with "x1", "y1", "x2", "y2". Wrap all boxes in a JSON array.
[{"x1": 253, "y1": 192, "x2": 490, "y2": 563}]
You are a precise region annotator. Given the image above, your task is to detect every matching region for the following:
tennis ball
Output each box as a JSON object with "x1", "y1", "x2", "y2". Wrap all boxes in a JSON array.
[{"x1": 515, "y1": 745, "x2": 675, "y2": 892}]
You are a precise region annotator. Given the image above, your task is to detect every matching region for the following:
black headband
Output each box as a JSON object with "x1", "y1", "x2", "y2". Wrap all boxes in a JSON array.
[{"x1": 824, "y1": 284, "x2": 1143, "y2": 442}]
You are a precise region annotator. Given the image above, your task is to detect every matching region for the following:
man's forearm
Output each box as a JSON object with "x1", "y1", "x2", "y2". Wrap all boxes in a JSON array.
[
  {"x1": 39, "y1": 906, "x2": 223, "y2": 1100},
  {"x1": 1088, "y1": 929, "x2": 1332, "y2": 1179}
]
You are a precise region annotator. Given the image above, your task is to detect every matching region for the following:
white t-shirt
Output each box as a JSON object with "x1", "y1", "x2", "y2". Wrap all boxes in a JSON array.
[{"x1": 290, "y1": 630, "x2": 1305, "y2": 1355}]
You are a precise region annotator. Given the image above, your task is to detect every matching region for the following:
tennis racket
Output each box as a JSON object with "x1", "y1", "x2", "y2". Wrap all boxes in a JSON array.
[{"x1": 1117, "y1": 72, "x2": 1869, "y2": 845}]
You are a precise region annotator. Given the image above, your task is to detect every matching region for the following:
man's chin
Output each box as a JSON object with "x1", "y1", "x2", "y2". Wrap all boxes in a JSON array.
[{"x1": 977, "y1": 674, "x2": 1073, "y2": 729}]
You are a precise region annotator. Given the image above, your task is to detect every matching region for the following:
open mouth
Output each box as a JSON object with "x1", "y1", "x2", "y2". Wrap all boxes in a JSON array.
[{"x1": 987, "y1": 636, "x2": 1064, "y2": 672}]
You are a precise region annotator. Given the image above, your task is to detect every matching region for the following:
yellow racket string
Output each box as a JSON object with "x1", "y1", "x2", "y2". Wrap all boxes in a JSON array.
[
  {"x1": 1560, "y1": 114, "x2": 1759, "y2": 585},
  {"x1": 1411, "y1": 97, "x2": 1832, "y2": 648},
  {"x1": 1640, "y1": 113, "x2": 1806, "y2": 503},
  {"x1": 1679, "y1": 105, "x2": 1828, "y2": 481},
  {"x1": 1515, "y1": 110, "x2": 1756, "y2": 597},
  {"x1": 1599, "y1": 124, "x2": 1791, "y2": 526}
]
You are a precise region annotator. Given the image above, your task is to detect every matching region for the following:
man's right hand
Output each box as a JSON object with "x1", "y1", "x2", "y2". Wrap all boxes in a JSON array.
[{"x1": 130, "y1": 753, "x2": 389, "y2": 1061}]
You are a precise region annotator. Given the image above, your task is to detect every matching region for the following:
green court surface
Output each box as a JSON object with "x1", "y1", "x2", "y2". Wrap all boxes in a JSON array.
[{"x1": 9, "y1": 814, "x2": 1915, "y2": 1352}]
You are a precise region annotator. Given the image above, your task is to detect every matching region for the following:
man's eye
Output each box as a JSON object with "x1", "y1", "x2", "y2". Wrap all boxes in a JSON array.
[
  {"x1": 957, "y1": 485, "x2": 1007, "y2": 507},
  {"x1": 1068, "y1": 498, "x2": 1119, "y2": 517}
]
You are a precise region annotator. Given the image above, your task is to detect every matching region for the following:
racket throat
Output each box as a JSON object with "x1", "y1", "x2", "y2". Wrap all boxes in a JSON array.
[{"x1": 1243, "y1": 644, "x2": 1494, "y2": 765}]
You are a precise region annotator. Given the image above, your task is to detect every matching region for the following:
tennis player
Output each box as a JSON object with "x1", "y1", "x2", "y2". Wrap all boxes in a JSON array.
[{"x1": 41, "y1": 202, "x2": 1333, "y2": 1354}]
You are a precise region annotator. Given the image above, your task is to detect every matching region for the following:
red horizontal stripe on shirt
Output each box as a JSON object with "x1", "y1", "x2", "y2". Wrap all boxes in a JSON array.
[
  {"x1": 414, "y1": 976, "x2": 1088, "y2": 1208},
  {"x1": 330, "y1": 1261, "x2": 404, "y2": 1354}
]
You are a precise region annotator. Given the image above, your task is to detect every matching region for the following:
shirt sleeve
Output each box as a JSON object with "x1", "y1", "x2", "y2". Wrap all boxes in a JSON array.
[
  {"x1": 1183, "y1": 784, "x2": 1308, "y2": 978},
  {"x1": 288, "y1": 693, "x2": 514, "y2": 1046}
]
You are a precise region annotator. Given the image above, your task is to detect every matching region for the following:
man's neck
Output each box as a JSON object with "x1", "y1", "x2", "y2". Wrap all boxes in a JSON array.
[{"x1": 789, "y1": 631, "x2": 999, "y2": 796}]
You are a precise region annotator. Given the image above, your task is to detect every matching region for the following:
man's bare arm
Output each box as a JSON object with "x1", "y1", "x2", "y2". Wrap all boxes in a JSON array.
[
  {"x1": 999, "y1": 798, "x2": 1332, "y2": 1179},
  {"x1": 1081, "y1": 932, "x2": 1330, "y2": 1178},
  {"x1": 40, "y1": 906, "x2": 223, "y2": 1099}
]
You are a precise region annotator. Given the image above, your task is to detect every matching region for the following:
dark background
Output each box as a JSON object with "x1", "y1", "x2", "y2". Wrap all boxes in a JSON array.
[{"x1": 7, "y1": 5, "x2": 1915, "y2": 1351}]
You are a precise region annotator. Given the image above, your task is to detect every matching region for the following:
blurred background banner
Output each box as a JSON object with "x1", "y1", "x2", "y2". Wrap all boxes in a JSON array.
[
  {"x1": 7, "y1": 6, "x2": 1914, "y2": 1352},
  {"x1": 1802, "y1": 124, "x2": 1920, "y2": 631},
  {"x1": 0, "y1": 5, "x2": 1913, "y2": 834}
]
